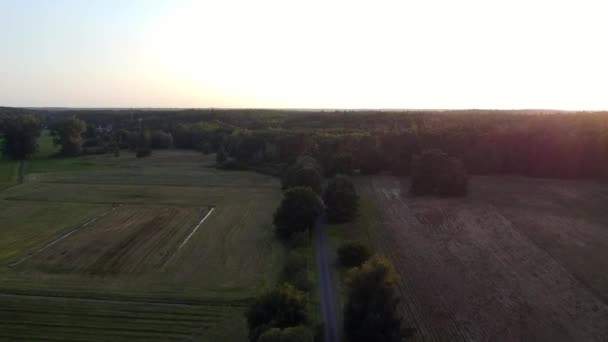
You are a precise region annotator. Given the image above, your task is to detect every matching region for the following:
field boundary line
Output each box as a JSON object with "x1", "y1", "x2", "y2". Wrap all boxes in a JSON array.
[
  {"x1": 35, "y1": 180, "x2": 278, "y2": 190},
  {"x1": 177, "y1": 207, "x2": 215, "y2": 250},
  {"x1": 8, "y1": 205, "x2": 121, "y2": 267},
  {"x1": 0, "y1": 292, "x2": 247, "y2": 308},
  {"x1": 3, "y1": 198, "x2": 217, "y2": 207}
]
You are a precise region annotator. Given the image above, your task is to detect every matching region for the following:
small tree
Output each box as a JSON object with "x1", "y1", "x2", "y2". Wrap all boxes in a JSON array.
[
  {"x1": 51, "y1": 116, "x2": 86, "y2": 156},
  {"x1": 0, "y1": 114, "x2": 41, "y2": 160},
  {"x1": 323, "y1": 175, "x2": 358, "y2": 223},
  {"x1": 274, "y1": 187, "x2": 323, "y2": 240},
  {"x1": 344, "y1": 256, "x2": 412, "y2": 342},
  {"x1": 246, "y1": 284, "x2": 309, "y2": 342},
  {"x1": 338, "y1": 242, "x2": 370, "y2": 268}
]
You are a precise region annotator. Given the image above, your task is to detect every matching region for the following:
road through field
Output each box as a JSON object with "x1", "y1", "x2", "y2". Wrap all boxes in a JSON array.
[{"x1": 314, "y1": 215, "x2": 340, "y2": 342}]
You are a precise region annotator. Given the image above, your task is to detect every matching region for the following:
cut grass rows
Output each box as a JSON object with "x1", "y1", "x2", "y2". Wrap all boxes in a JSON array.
[{"x1": 0, "y1": 295, "x2": 245, "y2": 342}]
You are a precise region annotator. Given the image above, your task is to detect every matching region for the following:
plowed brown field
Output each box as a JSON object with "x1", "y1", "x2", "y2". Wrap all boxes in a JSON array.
[{"x1": 362, "y1": 175, "x2": 608, "y2": 342}]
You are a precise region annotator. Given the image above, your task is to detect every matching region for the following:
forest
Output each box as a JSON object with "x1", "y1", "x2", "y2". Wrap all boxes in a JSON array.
[{"x1": 3, "y1": 107, "x2": 607, "y2": 180}]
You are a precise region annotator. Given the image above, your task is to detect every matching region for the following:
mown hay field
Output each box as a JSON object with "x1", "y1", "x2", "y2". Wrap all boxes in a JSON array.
[
  {"x1": 360, "y1": 175, "x2": 608, "y2": 342},
  {"x1": 0, "y1": 150, "x2": 284, "y2": 341}
]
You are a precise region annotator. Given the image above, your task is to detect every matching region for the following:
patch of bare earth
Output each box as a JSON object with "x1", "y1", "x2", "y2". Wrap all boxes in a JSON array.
[{"x1": 362, "y1": 175, "x2": 608, "y2": 342}]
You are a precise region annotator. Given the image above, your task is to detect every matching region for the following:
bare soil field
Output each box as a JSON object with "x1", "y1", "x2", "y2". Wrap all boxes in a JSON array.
[
  {"x1": 23, "y1": 205, "x2": 208, "y2": 275},
  {"x1": 361, "y1": 175, "x2": 608, "y2": 342}
]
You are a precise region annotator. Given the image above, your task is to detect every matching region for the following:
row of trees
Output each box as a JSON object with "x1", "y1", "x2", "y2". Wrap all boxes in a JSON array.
[
  {"x1": 247, "y1": 157, "x2": 325, "y2": 341},
  {"x1": 26, "y1": 108, "x2": 608, "y2": 180},
  {"x1": 247, "y1": 155, "x2": 361, "y2": 341},
  {"x1": 162, "y1": 111, "x2": 608, "y2": 180},
  {"x1": 0, "y1": 113, "x2": 175, "y2": 160},
  {"x1": 0, "y1": 114, "x2": 88, "y2": 159}
]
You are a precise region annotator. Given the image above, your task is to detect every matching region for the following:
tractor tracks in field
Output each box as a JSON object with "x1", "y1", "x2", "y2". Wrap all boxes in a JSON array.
[
  {"x1": 0, "y1": 292, "x2": 247, "y2": 308},
  {"x1": 7, "y1": 206, "x2": 121, "y2": 267}
]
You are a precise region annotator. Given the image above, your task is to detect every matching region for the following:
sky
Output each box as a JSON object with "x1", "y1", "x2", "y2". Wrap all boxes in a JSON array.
[{"x1": 0, "y1": 0, "x2": 607, "y2": 110}]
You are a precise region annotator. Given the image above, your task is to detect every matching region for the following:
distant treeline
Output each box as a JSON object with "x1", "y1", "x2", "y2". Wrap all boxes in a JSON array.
[{"x1": 3, "y1": 107, "x2": 608, "y2": 179}]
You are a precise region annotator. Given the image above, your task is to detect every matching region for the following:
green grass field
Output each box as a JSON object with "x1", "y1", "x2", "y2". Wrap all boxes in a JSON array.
[{"x1": 0, "y1": 149, "x2": 285, "y2": 341}]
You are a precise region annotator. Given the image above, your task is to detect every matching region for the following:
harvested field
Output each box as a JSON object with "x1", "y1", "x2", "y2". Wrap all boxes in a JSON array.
[
  {"x1": 361, "y1": 175, "x2": 608, "y2": 342},
  {"x1": 0, "y1": 294, "x2": 246, "y2": 341},
  {"x1": 0, "y1": 150, "x2": 284, "y2": 340},
  {"x1": 0, "y1": 201, "x2": 109, "y2": 264},
  {"x1": 23, "y1": 205, "x2": 209, "y2": 275}
]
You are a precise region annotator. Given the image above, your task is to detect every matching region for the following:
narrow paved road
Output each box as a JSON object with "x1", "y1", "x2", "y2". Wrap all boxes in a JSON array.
[{"x1": 314, "y1": 214, "x2": 340, "y2": 342}]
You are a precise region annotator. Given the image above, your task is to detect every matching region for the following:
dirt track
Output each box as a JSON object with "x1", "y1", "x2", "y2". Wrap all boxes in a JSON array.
[
  {"x1": 314, "y1": 215, "x2": 339, "y2": 342},
  {"x1": 362, "y1": 175, "x2": 608, "y2": 342}
]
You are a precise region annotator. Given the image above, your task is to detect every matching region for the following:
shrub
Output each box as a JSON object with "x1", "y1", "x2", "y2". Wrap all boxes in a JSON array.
[
  {"x1": 136, "y1": 148, "x2": 151, "y2": 158},
  {"x1": 323, "y1": 175, "x2": 358, "y2": 223},
  {"x1": 281, "y1": 251, "x2": 311, "y2": 291},
  {"x1": 257, "y1": 325, "x2": 313, "y2": 342},
  {"x1": 338, "y1": 243, "x2": 370, "y2": 268},
  {"x1": 246, "y1": 284, "x2": 309, "y2": 342}
]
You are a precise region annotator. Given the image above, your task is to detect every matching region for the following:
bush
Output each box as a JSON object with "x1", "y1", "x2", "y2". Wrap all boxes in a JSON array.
[
  {"x1": 338, "y1": 243, "x2": 370, "y2": 268},
  {"x1": 344, "y1": 256, "x2": 413, "y2": 342},
  {"x1": 150, "y1": 130, "x2": 173, "y2": 149},
  {"x1": 410, "y1": 149, "x2": 468, "y2": 197},
  {"x1": 257, "y1": 325, "x2": 313, "y2": 342},
  {"x1": 246, "y1": 284, "x2": 309, "y2": 342},
  {"x1": 136, "y1": 148, "x2": 151, "y2": 158},
  {"x1": 274, "y1": 187, "x2": 323, "y2": 240},
  {"x1": 281, "y1": 251, "x2": 311, "y2": 291},
  {"x1": 323, "y1": 175, "x2": 358, "y2": 223}
]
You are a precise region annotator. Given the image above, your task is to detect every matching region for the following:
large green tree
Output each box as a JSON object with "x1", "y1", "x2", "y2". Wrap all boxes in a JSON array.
[
  {"x1": 0, "y1": 114, "x2": 41, "y2": 160},
  {"x1": 246, "y1": 284, "x2": 309, "y2": 342},
  {"x1": 273, "y1": 187, "x2": 323, "y2": 240},
  {"x1": 282, "y1": 155, "x2": 323, "y2": 194},
  {"x1": 51, "y1": 115, "x2": 87, "y2": 156},
  {"x1": 344, "y1": 256, "x2": 412, "y2": 342},
  {"x1": 323, "y1": 174, "x2": 359, "y2": 223}
]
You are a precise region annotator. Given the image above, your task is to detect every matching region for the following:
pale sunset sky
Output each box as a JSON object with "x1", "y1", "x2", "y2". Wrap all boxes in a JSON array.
[{"x1": 1, "y1": 0, "x2": 606, "y2": 109}]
